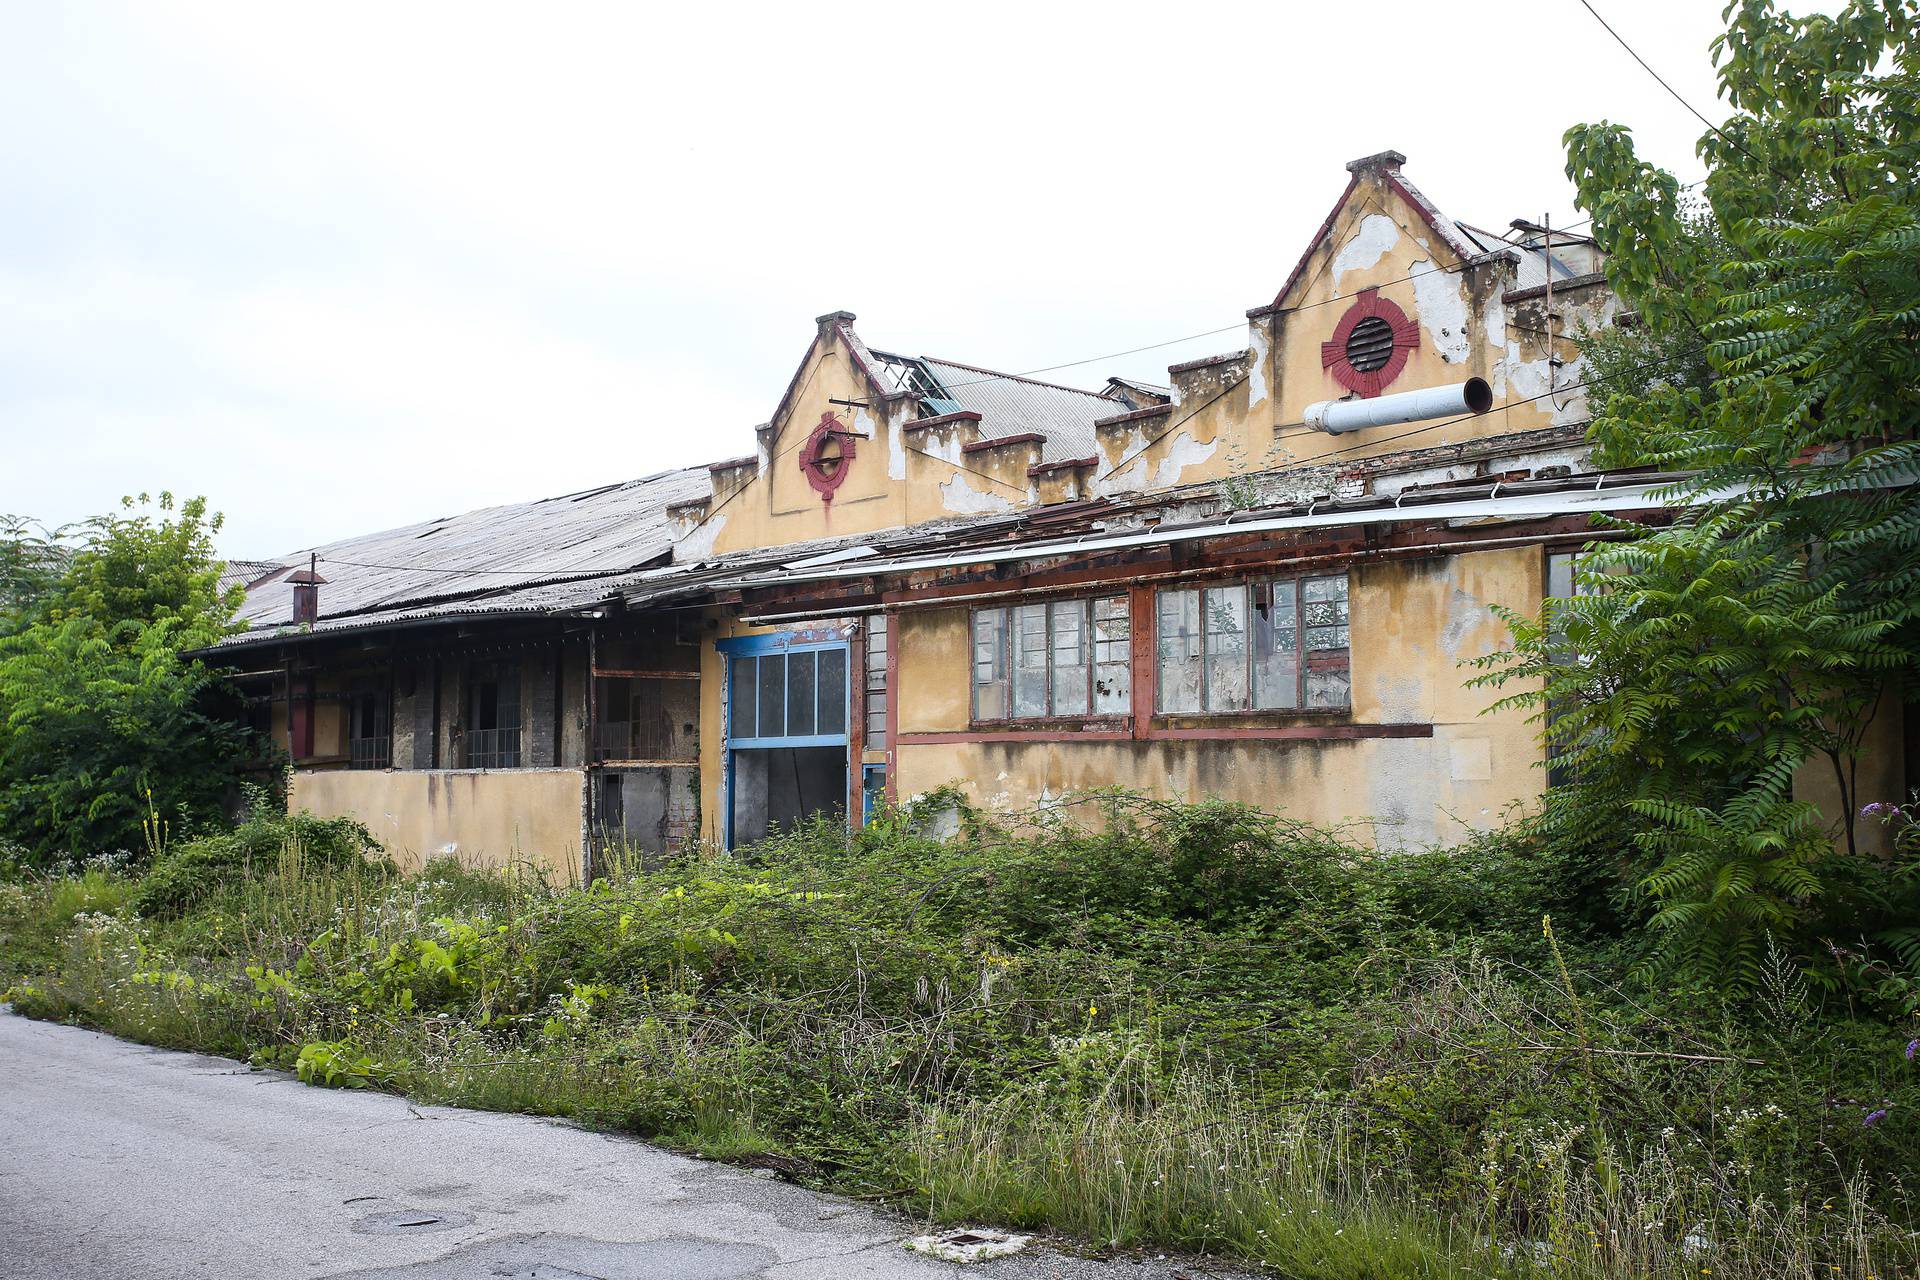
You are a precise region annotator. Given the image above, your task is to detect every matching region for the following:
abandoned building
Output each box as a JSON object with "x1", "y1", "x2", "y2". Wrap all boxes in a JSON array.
[{"x1": 209, "y1": 150, "x2": 1908, "y2": 881}]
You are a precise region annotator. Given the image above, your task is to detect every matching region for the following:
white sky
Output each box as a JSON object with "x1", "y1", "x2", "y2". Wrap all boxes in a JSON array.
[{"x1": 2, "y1": 0, "x2": 1745, "y2": 558}]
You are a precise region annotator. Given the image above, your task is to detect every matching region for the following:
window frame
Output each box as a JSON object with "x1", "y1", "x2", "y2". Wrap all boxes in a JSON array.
[
  {"x1": 347, "y1": 679, "x2": 391, "y2": 771},
  {"x1": 1153, "y1": 573, "x2": 1351, "y2": 716},
  {"x1": 863, "y1": 615, "x2": 889, "y2": 748},
  {"x1": 463, "y1": 661, "x2": 523, "y2": 769},
  {"x1": 970, "y1": 593, "x2": 1131, "y2": 725}
]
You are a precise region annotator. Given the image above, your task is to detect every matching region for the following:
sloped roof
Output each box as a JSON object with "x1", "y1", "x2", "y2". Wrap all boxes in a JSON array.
[
  {"x1": 1453, "y1": 222, "x2": 1597, "y2": 292},
  {"x1": 870, "y1": 348, "x2": 1114, "y2": 463},
  {"x1": 223, "y1": 466, "x2": 709, "y2": 642}
]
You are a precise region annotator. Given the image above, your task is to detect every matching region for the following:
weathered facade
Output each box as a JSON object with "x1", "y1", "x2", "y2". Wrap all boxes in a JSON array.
[{"x1": 213, "y1": 151, "x2": 1908, "y2": 878}]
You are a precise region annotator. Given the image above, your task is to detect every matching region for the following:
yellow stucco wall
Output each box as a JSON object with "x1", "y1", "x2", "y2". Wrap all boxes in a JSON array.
[
  {"x1": 888, "y1": 545, "x2": 1546, "y2": 849},
  {"x1": 686, "y1": 165, "x2": 1613, "y2": 567},
  {"x1": 290, "y1": 769, "x2": 586, "y2": 883},
  {"x1": 1093, "y1": 165, "x2": 1607, "y2": 499},
  {"x1": 1793, "y1": 687, "x2": 1908, "y2": 857}
]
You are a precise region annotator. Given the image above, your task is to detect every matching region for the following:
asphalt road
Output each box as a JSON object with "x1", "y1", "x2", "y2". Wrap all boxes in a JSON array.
[{"x1": 0, "y1": 1012, "x2": 1246, "y2": 1280}]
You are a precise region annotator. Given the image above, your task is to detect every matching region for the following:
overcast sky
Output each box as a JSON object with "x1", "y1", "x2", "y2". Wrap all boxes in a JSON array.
[{"x1": 3, "y1": 0, "x2": 1749, "y2": 558}]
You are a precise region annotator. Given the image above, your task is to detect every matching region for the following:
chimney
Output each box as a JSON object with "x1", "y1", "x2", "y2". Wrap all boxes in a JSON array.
[{"x1": 288, "y1": 555, "x2": 326, "y2": 626}]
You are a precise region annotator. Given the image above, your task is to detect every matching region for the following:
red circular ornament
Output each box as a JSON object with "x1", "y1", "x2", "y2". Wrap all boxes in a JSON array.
[
  {"x1": 798, "y1": 411, "x2": 856, "y2": 499},
  {"x1": 1319, "y1": 288, "x2": 1421, "y2": 398}
]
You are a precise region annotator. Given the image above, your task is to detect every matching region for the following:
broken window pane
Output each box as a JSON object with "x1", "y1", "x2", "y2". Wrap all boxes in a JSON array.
[
  {"x1": 1092, "y1": 595, "x2": 1131, "y2": 715},
  {"x1": 1252, "y1": 581, "x2": 1300, "y2": 710},
  {"x1": 1156, "y1": 588, "x2": 1203, "y2": 714},
  {"x1": 1204, "y1": 585, "x2": 1250, "y2": 711},
  {"x1": 730, "y1": 656, "x2": 756, "y2": 739},
  {"x1": 787, "y1": 649, "x2": 816, "y2": 737},
  {"x1": 1050, "y1": 599, "x2": 1089, "y2": 716},
  {"x1": 1305, "y1": 660, "x2": 1351, "y2": 709},
  {"x1": 1012, "y1": 603, "x2": 1049, "y2": 718},
  {"x1": 1303, "y1": 575, "x2": 1350, "y2": 651},
  {"x1": 817, "y1": 646, "x2": 847, "y2": 736},
  {"x1": 973, "y1": 608, "x2": 1008, "y2": 720}
]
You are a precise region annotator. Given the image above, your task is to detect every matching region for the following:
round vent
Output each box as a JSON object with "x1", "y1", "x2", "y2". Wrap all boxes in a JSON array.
[{"x1": 1344, "y1": 316, "x2": 1396, "y2": 373}]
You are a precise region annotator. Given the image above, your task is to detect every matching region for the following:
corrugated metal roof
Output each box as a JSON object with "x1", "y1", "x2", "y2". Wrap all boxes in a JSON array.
[
  {"x1": 920, "y1": 357, "x2": 1112, "y2": 462},
  {"x1": 217, "y1": 559, "x2": 287, "y2": 597},
  {"x1": 223, "y1": 466, "x2": 710, "y2": 643}
]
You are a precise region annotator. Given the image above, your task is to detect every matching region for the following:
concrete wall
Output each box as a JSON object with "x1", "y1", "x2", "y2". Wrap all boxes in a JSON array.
[
  {"x1": 678, "y1": 160, "x2": 1619, "y2": 567},
  {"x1": 290, "y1": 768, "x2": 587, "y2": 883},
  {"x1": 888, "y1": 545, "x2": 1546, "y2": 850}
]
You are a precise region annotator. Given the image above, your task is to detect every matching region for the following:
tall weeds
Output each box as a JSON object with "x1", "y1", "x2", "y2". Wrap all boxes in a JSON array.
[{"x1": 3, "y1": 796, "x2": 1916, "y2": 1280}]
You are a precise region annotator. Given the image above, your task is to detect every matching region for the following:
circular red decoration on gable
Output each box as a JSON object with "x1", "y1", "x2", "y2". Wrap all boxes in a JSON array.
[
  {"x1": 799, "y1": 411, "x2": 856, "y2": 500},
  {"x1": 1319, "y1": 288, "x2": 1420, "y2": 398}
]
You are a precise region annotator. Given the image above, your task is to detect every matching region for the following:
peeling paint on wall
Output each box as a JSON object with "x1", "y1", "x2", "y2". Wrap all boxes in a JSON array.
[
  {"x1": 1439, "y1": 586, "x2": 1491, "y2": 659},
  {"x1": 1154, "y1": 432, "x2": 1218, "y2": 489},
  {"x1": 940, "y1": 475, "x2": 1015, "y2": 514},
  {"x1": 675, "y1": 512, "x2": 727, "y2": 562},
  {"x1": 1246, "y1": 323, "x2": 1272, "y2": 410},
  {"x1": 1331, "y1": 214, "x2": 1403, "y2": 287},
  {"x1": 873, "y1": 406, "x2": 905, "y2": 482},
  {"x1": 1410, "y1": 260, "x2": 1472, "y2": 364},
  {"x1": 1099, "y1": 455, "x2": 1148, "y2": 496}
]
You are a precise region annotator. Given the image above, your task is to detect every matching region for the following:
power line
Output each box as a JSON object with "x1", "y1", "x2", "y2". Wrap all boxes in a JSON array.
[
  {"x1": 1574, "y1": 0, "x2": 1769, "y2": 171},
  {"x1": 319, "y1": 340, "x2": 1709, "y2": 582}
]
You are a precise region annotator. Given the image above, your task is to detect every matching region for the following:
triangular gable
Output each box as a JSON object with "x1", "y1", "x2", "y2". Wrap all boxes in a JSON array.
[
  {"x1": 1268, "y1": 150, "x2": 1485, "y2": 311},
  {"x1": 762, "y1": 311, "x2": 906, "y2": 450}
]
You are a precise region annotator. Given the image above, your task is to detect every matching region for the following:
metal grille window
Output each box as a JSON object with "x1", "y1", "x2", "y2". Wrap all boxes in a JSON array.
[
  {"x1": 864, "y1": 617, "x2": 888, "y2": 748},
  {"x1": 1156, "y1": 575, "x2": 1349, "y2": 713},
  {"x1": 1345, "y1": 315, "x2": 1397, "y2": 372},
  {"x1": 465, "y1": 662, "x2": 522, "y2": 769},
  {"x1": 972, "y1": 596, "x2": 1129, "y2": 721},
  {"x1": 728, "y1": 647, "x2": 847, "y2": 745},
  {"x1": 348, "y1": 684, "x2": 390, "y2": 770}
]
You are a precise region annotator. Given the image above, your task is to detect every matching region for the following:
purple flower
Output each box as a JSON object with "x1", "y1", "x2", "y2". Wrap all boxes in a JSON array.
[
  {"x1": 1907, "y1": 1039, "x2": 1918, "y2": 1062},
  {"x1": 1864, "y1": 1108, "x2": 1889, "y2": 1128},
  {"x1": 1862, "y1": 802, "x2": 1886, "y2": 819}
]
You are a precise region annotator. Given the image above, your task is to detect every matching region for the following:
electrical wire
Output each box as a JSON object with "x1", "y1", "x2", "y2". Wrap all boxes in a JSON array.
[
  {"x1": 317, "y1": 340, "x2": 1708, "y2": 582},
  {"x1": 1574, "y1": 0, "x2": 1770, "y2": 171},
  {"x1": 310, "y1": 177, "x2": 1712, "y2": 580}
]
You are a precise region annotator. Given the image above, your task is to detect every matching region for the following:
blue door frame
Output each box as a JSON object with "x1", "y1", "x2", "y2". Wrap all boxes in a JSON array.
[{"x1": 719, "y1": 628, "x2": 853, "y2": 849}]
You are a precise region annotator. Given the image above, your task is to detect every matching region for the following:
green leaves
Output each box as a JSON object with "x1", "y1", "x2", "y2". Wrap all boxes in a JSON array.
[
  {"x1": 1492, "y1": 0, "x2": 1920, "y2": 992},
  {"x1": 0, "y1": 493, "x2": 257, "y2": 866}
]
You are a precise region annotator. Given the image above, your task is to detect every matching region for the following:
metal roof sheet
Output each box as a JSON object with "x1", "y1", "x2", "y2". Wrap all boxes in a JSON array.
[
  {"x1": 224, "y1": 466, "x2": 710, "y2": 642},
  {"x1": 919, "y1": 357, "x2": 1113, "y2": 462}
]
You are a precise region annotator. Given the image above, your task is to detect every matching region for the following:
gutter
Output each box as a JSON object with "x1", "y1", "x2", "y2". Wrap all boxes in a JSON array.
[{"x1": 701, "y1": 475, "x2": 1729, "y2": 591}]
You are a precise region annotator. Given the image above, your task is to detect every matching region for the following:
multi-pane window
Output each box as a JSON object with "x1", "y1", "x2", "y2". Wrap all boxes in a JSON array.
[
  {"x1": 1156, "y1": 575, "x2": 1350, "y2": 713},
  {"x1": 348, "y1": 683, "x2": 390, "y2": 770},
  {"x1": 1545, "y1": 551, "x2": 1599, "y2": 786},
  {"x1": 465, "y1": 662, "x2": 522, "y2": 768},
  {"x1": 864, "y1": 617, "x2": 888, "y2": 748},
  {"x1": 972, "y1": 596, "x2": 1130, "y2": 721},
  {"x1": 728, "y1": 647, "x2": 848, "y2": 742}
]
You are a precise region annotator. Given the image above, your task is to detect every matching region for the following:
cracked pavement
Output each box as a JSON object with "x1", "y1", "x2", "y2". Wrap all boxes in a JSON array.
[{"x1": 0, "y1": 1013, "x2": 1253, "y2": 1280}]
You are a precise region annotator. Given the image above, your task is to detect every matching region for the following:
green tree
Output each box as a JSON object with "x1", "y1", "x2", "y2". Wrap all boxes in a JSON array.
[
  {"x1": 42, "y1": 493, "x2": 242, "y2": 635},
  {"x1": 0, "y1": 515, "x2": 74, "y2": 638},
  {"x1": 1475, "y1": 0, "x2": 1920, "y2": 986},
  {"x1": 0, "y1": 494, "x2": 259, "y2": 866}
]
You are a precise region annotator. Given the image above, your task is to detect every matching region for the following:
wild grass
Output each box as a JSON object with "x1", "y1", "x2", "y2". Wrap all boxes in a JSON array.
[{"x1": 4, "y1": 795, "x2": 1917, "y2": 1280}]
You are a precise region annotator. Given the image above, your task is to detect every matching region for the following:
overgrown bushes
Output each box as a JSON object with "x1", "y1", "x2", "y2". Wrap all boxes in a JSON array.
[
  {"x1": 4, "y1": 795, "x2": 1917, "y2": 1280},
  {"x1": 130, "y1": 809, "x2": 383, "y2": 919}
]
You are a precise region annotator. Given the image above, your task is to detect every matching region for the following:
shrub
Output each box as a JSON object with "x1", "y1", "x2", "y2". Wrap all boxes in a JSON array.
[{"x1": 131, "y1": 810, "x2": 383, "y2": 919}]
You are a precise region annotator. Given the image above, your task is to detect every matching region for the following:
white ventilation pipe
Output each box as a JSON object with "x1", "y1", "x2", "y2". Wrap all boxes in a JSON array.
[{"x1": 1304, "y1": 377, "x2": 1493, "y2": 434}]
